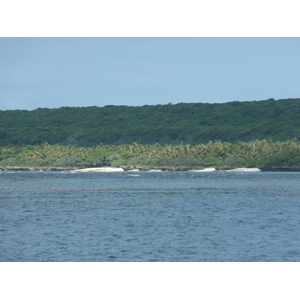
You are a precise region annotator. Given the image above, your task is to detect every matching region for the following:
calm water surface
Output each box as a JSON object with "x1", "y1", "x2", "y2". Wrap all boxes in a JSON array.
[{"x1": 1, "y1": 171, "x2": 300, "y2": 261}]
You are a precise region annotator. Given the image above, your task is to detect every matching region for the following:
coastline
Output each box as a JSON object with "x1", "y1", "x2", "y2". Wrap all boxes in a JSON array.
[
  {"x1": 1, "y1": 166, "x2": 300, "y2": 172},
  {"x1": 0, "y1": 167, "x2": 75, "y2": 172}
]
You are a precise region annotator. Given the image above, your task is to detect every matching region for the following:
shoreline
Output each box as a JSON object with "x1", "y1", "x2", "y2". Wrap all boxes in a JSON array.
[{"x1": 1, "y1": 166, "x2": 300, "y2": 172}]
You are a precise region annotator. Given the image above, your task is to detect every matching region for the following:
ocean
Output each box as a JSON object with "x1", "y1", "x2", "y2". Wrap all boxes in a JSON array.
[{"x1": 1, "y1": 171, "x2": 300, "y2": 261}]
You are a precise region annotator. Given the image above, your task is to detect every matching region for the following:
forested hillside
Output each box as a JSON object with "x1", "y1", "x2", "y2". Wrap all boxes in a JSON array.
[{"x1": 1, "y1": 98, "x2": 300, "y2": 147}]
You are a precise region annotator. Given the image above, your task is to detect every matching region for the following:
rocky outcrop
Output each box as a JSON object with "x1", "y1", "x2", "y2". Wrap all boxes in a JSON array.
[
  {"x1": 0, "y1": 166, "x2": 75, "y2": 172},
  {"x1": 73, "y1": 167, "x2": 124, "y2": 172}
]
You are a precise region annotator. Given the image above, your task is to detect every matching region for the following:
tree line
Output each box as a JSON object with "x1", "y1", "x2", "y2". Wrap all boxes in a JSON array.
[{"x1": 1, "y1": 139, "x2": 300, "y2": 170}]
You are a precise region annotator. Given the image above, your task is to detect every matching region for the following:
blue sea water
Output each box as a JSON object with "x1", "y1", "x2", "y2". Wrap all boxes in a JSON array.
[{"x1": 0, "y1": 171, "x2": 300, "y2": 262}]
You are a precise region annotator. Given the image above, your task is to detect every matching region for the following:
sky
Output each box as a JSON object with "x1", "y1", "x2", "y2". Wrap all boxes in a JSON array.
[{"x1": 1, "y1": 37, "x2": 300, "y2": 111}]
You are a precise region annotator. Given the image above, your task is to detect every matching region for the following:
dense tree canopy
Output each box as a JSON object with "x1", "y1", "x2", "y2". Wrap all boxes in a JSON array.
[{"x1": 1, "y1": 98, "x2": 300, "y2": 147}]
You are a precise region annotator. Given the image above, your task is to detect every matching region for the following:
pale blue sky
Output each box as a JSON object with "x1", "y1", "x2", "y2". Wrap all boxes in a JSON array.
[{"x1": 1, "y1": 37, "x2": 300, "y2": 110}]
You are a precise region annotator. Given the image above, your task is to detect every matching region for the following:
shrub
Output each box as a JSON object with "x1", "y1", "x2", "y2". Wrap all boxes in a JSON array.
[{"x1": 202, "y1": 156, "x2": 221, "y2": 166}]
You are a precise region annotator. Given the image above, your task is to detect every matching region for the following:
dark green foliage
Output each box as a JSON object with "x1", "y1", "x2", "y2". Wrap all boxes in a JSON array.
[
  {"x1": 202, "y1": 156, "x2": 221, "y2": 166},
  {"x1": 1, "y1": 98, "x2": 300, "y2": 147}
]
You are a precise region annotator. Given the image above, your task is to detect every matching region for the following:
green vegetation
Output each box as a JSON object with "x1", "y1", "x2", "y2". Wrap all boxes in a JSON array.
[
  {"x1": 1, "y1": 98, "x2": 300, "y2": 170},
  {"x1": 1, "y1": 98, "x2": 300, "y2": 147},
  {"x1": 1, "y1": 139, "x2": 300, "y2": 170}
]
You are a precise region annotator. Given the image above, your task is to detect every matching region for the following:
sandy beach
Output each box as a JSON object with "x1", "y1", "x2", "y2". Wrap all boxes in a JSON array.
[{"x1": 226, "y1": 168, "x2": 261, "y2": 172}]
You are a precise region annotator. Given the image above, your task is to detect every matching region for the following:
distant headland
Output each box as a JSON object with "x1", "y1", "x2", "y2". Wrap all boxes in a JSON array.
[{"x1": 1, "y1": 98, "x2": 300, "y2": 171}]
